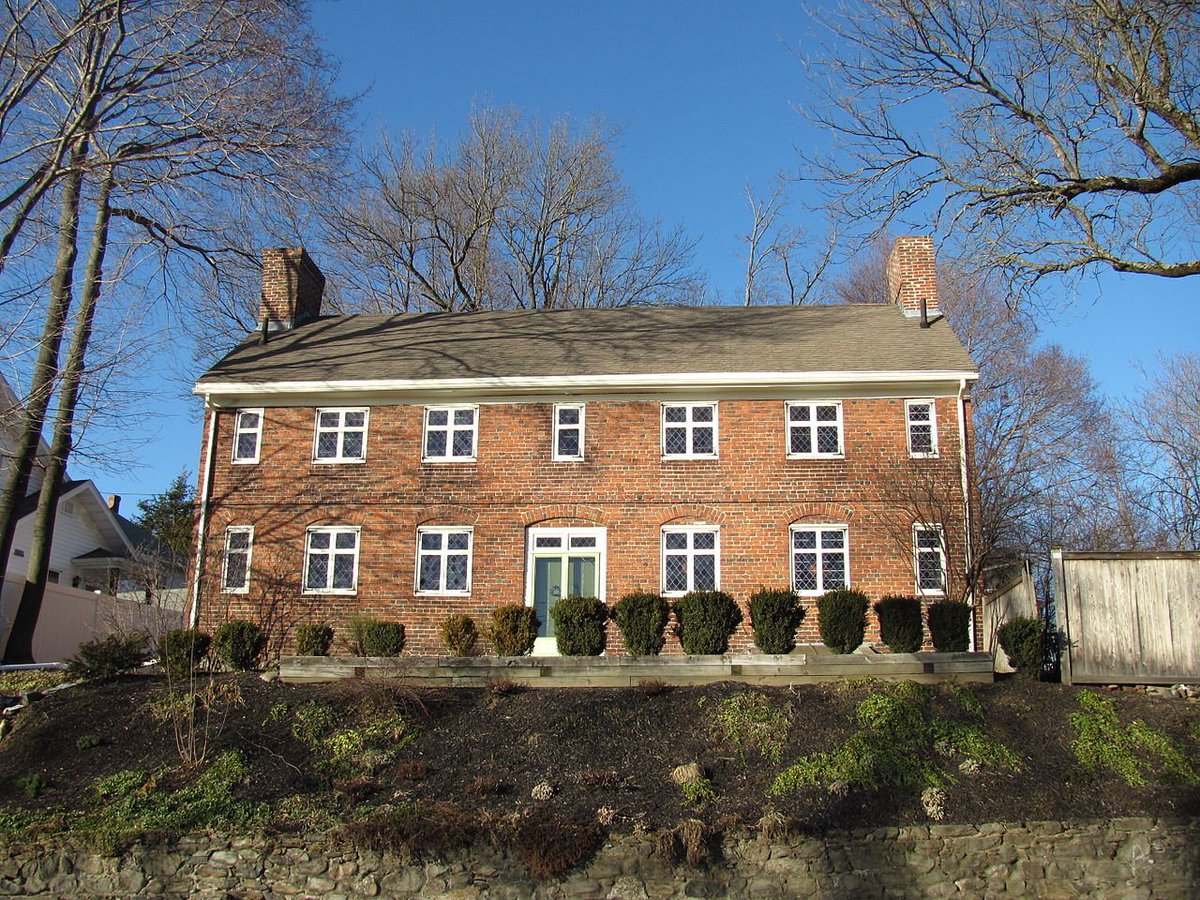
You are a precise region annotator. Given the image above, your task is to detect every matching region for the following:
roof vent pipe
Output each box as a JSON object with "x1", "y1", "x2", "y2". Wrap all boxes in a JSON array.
[{"x1": 920, "y1": 297, "x2": 930, "y2": 329}]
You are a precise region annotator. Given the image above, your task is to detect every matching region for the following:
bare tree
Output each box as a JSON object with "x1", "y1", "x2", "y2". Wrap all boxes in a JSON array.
[
  {"x1": 0, "y1": 0, "x2": 350, "y2": 661},
  {"x1": 803, "y1": 0, "x2": 1200, "y2": 290},
  {"x1": 1124, "y1": 353, "x2": 1200, "y2": 550},
  {"x1": 324, "y1": 107, "x2": 703, "y2": 313},
  {"x1": 740, "y1": 177, "x2": 834, "y2": 306}
]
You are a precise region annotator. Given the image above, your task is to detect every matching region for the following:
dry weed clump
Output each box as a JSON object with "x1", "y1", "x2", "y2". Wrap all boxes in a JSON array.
[{"x1": 655, "y1": 818, "x2": 716, "y2": 867}]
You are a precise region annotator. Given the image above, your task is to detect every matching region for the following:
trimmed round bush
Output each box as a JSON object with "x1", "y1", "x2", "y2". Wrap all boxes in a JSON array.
[
  {"x1": 487, "y1": 605, "x2": 539, "y2": 656},
  {"x1": 873, "y1": 596, "x2": 924, "y2": 654},
  {"x1": 551, "y1": 596, "x2": 607, "y2": 656},
  {"x1": 294, "y1": 623, "x2": 334, "y2": 657},
  {"x1": 360, "y1": 619, "x2": 406, "y2": 657},
  {"x1": 748, "y1": 588, "x2": 806, "y2": 655},
  {"x1": 611, "y1": 592, "x2": 669, "y2": 656},
  {"x1": 927, "y1": 600, "x2": 972, "y2": 652},
  {"x1": 158, "y1": 628, "x2": 211, "y2": 680},
  {"x1": 816, "y1": 588, "x2": 869, "y2": 654},
  {"x1": 998, "y1": 616, "x2": 1044, "y2": 675},
  {"x1": 439, "y1": 614, "x2": 479, "y2": 656},
  {"x1": 673, "y1": 590, "x2": 743, "y2": 655},
  {"x1": 213, "y1": 619, "x2": 266, "y2": 671},
  {"x1": 66, "y1": 632, "x2": 151, "y2": 680}
]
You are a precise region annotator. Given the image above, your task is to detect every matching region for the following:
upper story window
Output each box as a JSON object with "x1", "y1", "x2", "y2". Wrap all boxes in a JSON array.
[
  {"x1": 791, "y1": 525, "x2": 848, "y2": 596},
  {"x1": 232, "y1": 409, "x2": 263, "y2": 464},
  {"x1": 304, "y1": 525, "x2": 360, "y2": 594},
  {"x1": 313, "y1": 408, "x2": 368, "y2": 463},
  {"x1": 787, "y1": 401, "x2": 843, "y2": 458},
  {"x1": 424, "y1": 406, "x2": 477, "y2": 462},
  {"x1": 906, "y1": 400, "x2": 938, "y2": 458},
  {"x1": 416, "y1": 527, "x2": 473, "y2": 594},
  {"x1": 662, "y1": 402, "x2": 717, "y2": 459},
  {"x1": 914, "y1": 524, "x2": 946, "y2": 596},
  {"x1": 221, "y1": 526, "x2": 253, "y2": 593},
  {"x1": 553, "y1": 403, "x2": 585, "y2": 461},
  {"x1": 662, "y1": 526, "x2": 719, "y2": 596}
]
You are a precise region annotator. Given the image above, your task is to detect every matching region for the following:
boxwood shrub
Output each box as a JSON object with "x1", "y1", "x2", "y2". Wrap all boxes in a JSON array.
[
  {"x1": 551, "y1": 596, "x2": 607, "y2": 656},
  {"x1": 157, "y1": 628, "x2": 211, "y2": 679},
  {"x1": 873, "y1": 596, "x2": 924, "y2": 653},
  {"x1": 816, "y1": 588, "x2": 869, "y2": 654},
  {"x1": 998, "y1": 615, "x2": 1044, "y2": 676},
  {"x1": 487, "y1": 605, "x2": 539, "y2": 656},
  {"x1": 360, "y1": 619, "x2": 406, "y2": 657},
  {"x1": 213, "y1": 619, "x2": 267, "y2": 671},
  {"x1": 673, "y1": 590, "x2": 743, "y2": 655},
  {"x1": 927, "y1": 600, "x2": 972, "y2": 652},
  {"x1": 611, "y1": 592, "x2": 669, "y2": 656},
  {"x1": 748, "y1": 588, "x2": 805, "y2": 655},
  {"x1": 294, "y1": 623, "x2": 334, "y2": 657},
  {"x1": 439, "y1": 614, "x2": 479, "y2": 656},
  {"x1": 66, "y1": 632, "x2": 151, "y2": 680}
]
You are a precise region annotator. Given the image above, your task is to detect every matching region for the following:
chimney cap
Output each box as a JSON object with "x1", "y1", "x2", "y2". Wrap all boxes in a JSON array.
[{"x1": 107, "y1": 494, "x2": 121, "y2": 514}]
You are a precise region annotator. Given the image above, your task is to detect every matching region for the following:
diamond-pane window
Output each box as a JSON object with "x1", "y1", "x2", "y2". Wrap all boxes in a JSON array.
[
  {"x1": 424, "y1": 406, "x2": 477, "y2": 461},
  {"x1": 790, "y1": 526, "x2": 849, "y2": 595},
  {"x1": 786, "y1": 402, "x2": 843, "y2": 458},
  {"x1": 662, "y1": 527, "x2": 720, "y2": 595},
  {"x1": 303, "y1": 527, "x2": 359, "y2": 594},
  {"x1": 313, "y1": 408, "x2": 368, "y2": 462},
  {"x1": 221, "y1": 526, "x2": 253, "y2": 592},
  {"x1": 415, "y1": 527, "x2": 473, "y2": 594},
  {"x1": 914, "y1": 525, "x2": 946, "y2": 594},
  {"x1": 662, "y1": 403, "x2": 718, "y2": 458},
  {"x1": 907, "y1": 400, "x2": 938, "y2": 457},
  {"x1": 555, "y1": 402, "x2": 585, "y2": 460},
  {"x1": 232, "y1": 410, "x2": 262, "y2": 463}
]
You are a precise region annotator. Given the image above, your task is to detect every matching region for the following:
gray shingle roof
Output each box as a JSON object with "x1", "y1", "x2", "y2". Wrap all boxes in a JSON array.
[{"x1": 198, "y1": 304, "x2": 976, "y2": 387}]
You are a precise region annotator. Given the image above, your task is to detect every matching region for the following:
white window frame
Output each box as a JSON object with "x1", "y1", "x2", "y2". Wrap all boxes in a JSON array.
[
  {"x1": 414, "y1": 526, "x2": 474, "y2": 596},
  {"x1": 552, "y1": 403, "x2": 586, "y2": 461},
  {"x1": 220, "y1": 526, "x2": 254, "y2": 594},
  {"x1": 423, "y1": 405, "x2": 479, "y2": 462},
  {"x1": 906, "y1": 399, "x2": 939, "y2": 458},
  {"x1": 231, "y1": 409, "x2": 263, "y2": 464},
  {"x1": 524, "y1": 526, "x2": 609, "y2": 606},
  {"x1": 786, "y1": 400, "x2": 844, "y2": 459},
  {"x1": 302, "y1": 525, "x2": 361, "y2": 595},
  {"x1": 661, "y1": 525, "x2": 721, "y2": 596},
  {"x1": 913, "y1": 524, "x2": 947, "y2": 597},
  {"x1": 789, "y1": 524, "x2": 850, "y2": 596},
  {"x1": 312, "y1": 408, "x2": 369, "y2": 464},
  {"x1": 661, "y1": 402, "x2": 719, "y2": 459}
]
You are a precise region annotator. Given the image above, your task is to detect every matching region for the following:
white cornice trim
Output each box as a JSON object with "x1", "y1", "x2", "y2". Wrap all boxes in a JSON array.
[{"x1": 194, "y1": 369, "x2": 979, "y2": 402}]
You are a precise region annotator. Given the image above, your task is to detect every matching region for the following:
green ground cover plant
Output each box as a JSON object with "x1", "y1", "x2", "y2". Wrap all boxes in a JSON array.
[
  {"x1": 709, "y1": 692, "x2": 794, "y2": 762},
  {"x1": 1070, "y1": 691, "x2": 1199, "y2": 787}
]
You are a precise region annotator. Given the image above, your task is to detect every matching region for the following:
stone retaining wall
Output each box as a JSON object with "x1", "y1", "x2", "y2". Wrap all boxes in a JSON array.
[{"x1": 1, "y1": 817, "x2": 1196, "y2": 898}]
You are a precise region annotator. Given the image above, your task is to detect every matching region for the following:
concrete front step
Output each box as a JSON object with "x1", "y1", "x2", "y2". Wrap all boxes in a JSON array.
[{"x1": 278, "y1": 646, "x2": 994, "y2": 685}]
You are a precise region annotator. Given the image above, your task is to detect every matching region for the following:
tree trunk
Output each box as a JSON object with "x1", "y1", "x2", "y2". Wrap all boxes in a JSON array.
[
  {"x1": 4, "y1": 168, "x2": 112, "y2": 663},
  {"x1": 0, "y1": 136, "x2": 88, "y2": 594}
]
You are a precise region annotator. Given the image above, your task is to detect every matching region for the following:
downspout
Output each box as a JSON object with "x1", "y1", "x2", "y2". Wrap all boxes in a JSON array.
[
  {"x1": 957, "y1": 377, "x2": 976, "y2": 649},
  {"x1": 188, "y1": 401, "x2": 218, "y2": 628}
]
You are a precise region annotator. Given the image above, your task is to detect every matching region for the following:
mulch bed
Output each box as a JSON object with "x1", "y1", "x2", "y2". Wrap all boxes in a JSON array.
[{"x1": 0, "y1": 673, "x2": 1197, "y2": 834}]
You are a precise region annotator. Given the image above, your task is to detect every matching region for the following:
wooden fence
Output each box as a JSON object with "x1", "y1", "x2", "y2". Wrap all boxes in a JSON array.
[
  {"x1": 1052, "y1": 550, "x2": 1200, "y2": 685},
  {"x1": 981, "y1": 562, "x2": 1038, "y2": 669}
]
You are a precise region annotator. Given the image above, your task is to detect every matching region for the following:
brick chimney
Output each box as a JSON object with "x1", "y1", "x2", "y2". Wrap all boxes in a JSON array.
[
  {"x1": 260, "y1": 247, "x2": 325, "y2": 331},
  {"x1": 886, "y1": 236, "x2": 939, "y2": 318},
  {"x1": 107, "y1": 494, "x2": 120, "y2": 514}
]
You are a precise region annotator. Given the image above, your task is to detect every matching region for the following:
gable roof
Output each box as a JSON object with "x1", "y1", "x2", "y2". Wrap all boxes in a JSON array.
[{"x1": 196, "y1": 304, "x2": 977, "y2": 398}]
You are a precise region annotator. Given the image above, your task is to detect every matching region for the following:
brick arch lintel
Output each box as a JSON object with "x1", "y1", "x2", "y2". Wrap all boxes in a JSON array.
[
  {"x1": 521, "y1": 504, "x2": 612, "y2": 527},
  {"x1": 658, "y1": 504, "x2": 729, "y2": 526},
  {"x1": 783, "y1": 502, "x2": 858, "y2": 525},
  {"x1": 414, "y1": 505, "x2": 481, "y2": 527}
]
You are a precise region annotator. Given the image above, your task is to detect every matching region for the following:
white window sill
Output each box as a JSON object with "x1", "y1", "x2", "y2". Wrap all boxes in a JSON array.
[
  {"x1": 231, "y1": 458, "x2": 260, "y2": 465},
  {"x1": 551, "y1": 456, "x2": 585, "y2": 463},
  {"x1": 302, "y1": 588, "x2": 358, "y2": 596},
  {"x1": 422, "y1": 457, "x2": 478, "y2": 464},
  {"x1": 220, "y1": 587, "x2": 250, "y2": 595},
  {"x1": 786, "y1": 453, "x2": 845, "y2": 461},
  {"x1": 414, "y1": 590, "x2": 472, "y2": 597},
  {"x1": 661, "y1": 454, "x2": 719, "y2": 461},
  {"x1": 311, "y1": 457, "x2": 367, "y2": 465}
]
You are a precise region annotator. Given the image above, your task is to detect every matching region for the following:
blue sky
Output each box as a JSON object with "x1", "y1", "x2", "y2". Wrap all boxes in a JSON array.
[{"x1": 78, "y1": 0, "x2": 1199, "y2": 506}]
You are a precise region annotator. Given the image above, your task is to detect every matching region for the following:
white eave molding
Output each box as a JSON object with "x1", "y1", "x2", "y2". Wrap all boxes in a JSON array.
[{"x1": 194, "y1": 369, "x2": 980, "y2": 406}]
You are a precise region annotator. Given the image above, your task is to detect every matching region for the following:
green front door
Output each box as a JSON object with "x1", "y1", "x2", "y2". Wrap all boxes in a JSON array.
[{"x1": 532, "y1": 551, "x2": 599, "y2": 637}]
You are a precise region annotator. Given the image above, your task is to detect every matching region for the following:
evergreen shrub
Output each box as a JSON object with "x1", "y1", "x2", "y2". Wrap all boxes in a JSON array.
[
  {"x1": 487, "y1": 605, "x2": 539, "y2": 656},
  {"x1": 748, "y1": 588, "x2": 805, "y2": 655},
  {"x1": 873, "y1": 596, "x2": 924, "y2": 653},
  {"x1": 611, "y1": 592, "x2": 669, "y2": 656},
  {"x1": 213, "y1": 620, "x2": 266, "y2": 671},
  {"x1": 294, "y1": 623, "x2": 334, "y2": 657},
  {"x1": 674, "y1": 590, "x2": 743, "y2": 655},
  {"x1": 927, "y1": 600, "x2": 972, "y2": 652},
  {"x1": 816, "y1": 588, "x2": 869, "y2": 654},
  {"x1": 551, "y1": 596, "x2": 607, "y2": 656},
  {"x1": 439, "y1": 614, "x2": 479, "y2": 656}
]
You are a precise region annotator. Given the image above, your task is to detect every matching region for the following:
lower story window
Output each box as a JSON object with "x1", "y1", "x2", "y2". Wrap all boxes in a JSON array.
[
  {"x1": 222, "y1": 526, "x2": 254, "y2": 593},
  {"x1": 304, "y1": 526, "x2": 360, "y2": 594},
  {"x1": 791, "y1": 525, "x2": 848, "y2": 595},
  {"x1": 914, "y1": 524, "x2": 946, "y2": 595},
  {"x1": 662, "y1": 526, "x2": 719, "y2": 595},
  {"x1": 416, "y1": 527, "x2": 473, "y2": 594}
]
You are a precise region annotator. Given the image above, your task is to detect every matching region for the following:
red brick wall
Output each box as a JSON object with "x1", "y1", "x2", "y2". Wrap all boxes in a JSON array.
[
  {"x1": 195, "y1": 396, "x2": 976, "y2": 655},
  {"x1": 887, "y1": 236, "x2": 939, "y2": 316},
  {"x1": 260, "y1": 248, "x2": 324, "y2": 328}
]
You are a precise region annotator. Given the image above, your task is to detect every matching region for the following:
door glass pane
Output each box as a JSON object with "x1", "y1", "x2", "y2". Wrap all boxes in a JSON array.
[
  {"x1": 533, "y1": 557, "x2": 562, "y2": 638},
  {"x1": 568, "y1": 555, "x2": 597, "y2": 598}
]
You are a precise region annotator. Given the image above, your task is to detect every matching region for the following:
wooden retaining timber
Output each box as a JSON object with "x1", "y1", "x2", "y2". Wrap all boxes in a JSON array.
[{"x1": 279, "y1": 645, "x2": 994, "y2": 686}]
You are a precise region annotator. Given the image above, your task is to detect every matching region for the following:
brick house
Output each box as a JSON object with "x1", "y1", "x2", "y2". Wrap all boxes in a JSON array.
[{"x1": 189, "y1": 237, "x2": 979, "y2": 655}]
